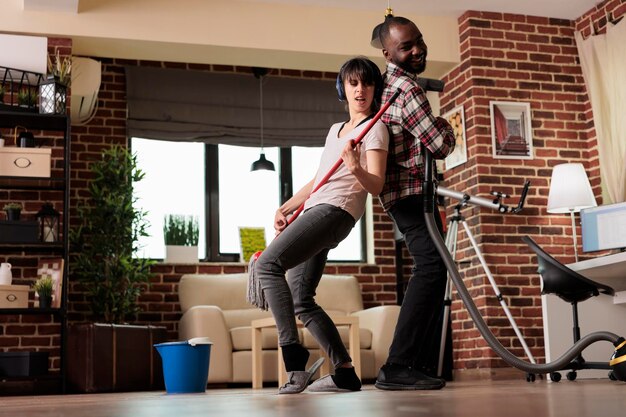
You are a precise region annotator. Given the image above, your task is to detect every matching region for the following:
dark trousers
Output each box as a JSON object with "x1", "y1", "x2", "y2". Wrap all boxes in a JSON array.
[{"x1": 386, "y1": 195, "x2": 447, "y2": 373}]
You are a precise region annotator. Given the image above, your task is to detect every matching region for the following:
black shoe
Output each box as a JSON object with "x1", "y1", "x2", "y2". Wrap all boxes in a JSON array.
[{"x1": 375, "y1": 363, "x2": 445, "y2": 390}]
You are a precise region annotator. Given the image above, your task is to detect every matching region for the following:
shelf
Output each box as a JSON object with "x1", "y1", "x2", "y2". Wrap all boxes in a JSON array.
[
  {"x1": 0, "y1": 242, "x2": 63, "y2": 251},
  {"x1": 0, "y1": 176, "x2": 65, "y2": 190},
  {"x1": 0, "y1": 109, "x2": 68, "y2": 131},
  {"x1": 0, "y1": 108, "x2": 70, "y2": 394},
  {"x1": 0, "y1": 307, "x2": 63, "y2": 315}
]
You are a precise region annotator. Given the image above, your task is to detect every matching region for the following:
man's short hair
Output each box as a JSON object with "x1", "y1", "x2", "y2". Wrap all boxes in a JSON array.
[{"x1": 379, "y1": 16, "x2": 415, "y2": 48}]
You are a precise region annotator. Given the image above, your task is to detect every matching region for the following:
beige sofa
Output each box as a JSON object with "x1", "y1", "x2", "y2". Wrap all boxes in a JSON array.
[{"x1": 178, "y1": 273, "x2": 400, "y2": 384}]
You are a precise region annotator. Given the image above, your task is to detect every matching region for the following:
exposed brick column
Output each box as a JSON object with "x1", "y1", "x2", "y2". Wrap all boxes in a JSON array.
[{"x1": 439, "y1": 11, "x2": 594, "y2": 374}]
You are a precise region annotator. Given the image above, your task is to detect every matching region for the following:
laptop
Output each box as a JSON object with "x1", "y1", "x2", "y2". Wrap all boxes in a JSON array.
[{"x1": 581, "y1": 201, "x2": 626, "y2": 253}]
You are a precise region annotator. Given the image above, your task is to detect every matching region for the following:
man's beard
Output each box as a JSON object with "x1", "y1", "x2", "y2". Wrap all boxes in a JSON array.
[{"x1": 399, "y1": 59, "x2": 426, "y2": 75}]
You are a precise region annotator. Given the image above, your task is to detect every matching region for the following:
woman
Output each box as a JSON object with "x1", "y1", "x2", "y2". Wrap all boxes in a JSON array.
[{"x1": 254, "y1": 56, "x2": 389, "y2": 394}]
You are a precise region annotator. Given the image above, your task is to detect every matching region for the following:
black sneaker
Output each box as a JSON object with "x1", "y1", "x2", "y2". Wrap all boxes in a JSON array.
[{"x1": 374, "y1": 363, "x2": 446, "y2": 390}]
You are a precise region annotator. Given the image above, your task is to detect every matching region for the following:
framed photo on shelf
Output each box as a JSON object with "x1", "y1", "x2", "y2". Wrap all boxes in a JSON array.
[
  {"x1": 238, "y1": 227, "x2": 267, "y2": 263},
  {"x1": 489, "y1": 101, "x2": 534, "y2": 160},
  {"x1": 37, "y1": 258, "x2": 64, "y2": 308},
  {"x1": 442, "y1": 105, "x2": 467, "y2": 170}
]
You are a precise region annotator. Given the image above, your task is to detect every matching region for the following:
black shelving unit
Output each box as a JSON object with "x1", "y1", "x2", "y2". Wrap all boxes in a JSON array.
[{"x1": 0, "y1": 110, "x2": 70, "y2": 394}]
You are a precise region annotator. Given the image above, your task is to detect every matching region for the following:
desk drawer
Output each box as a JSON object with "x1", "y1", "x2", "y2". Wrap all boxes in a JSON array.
[{"x1": 0, "y1": 148, "x2": 51, "y2": 177}]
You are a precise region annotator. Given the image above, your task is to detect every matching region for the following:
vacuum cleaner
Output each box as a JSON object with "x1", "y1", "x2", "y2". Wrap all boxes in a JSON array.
[{"x1": 421, "y1": 147, "x2": 626, "y2": 382}]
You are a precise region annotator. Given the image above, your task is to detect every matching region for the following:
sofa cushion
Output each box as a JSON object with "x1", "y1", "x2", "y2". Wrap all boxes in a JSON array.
[{"x1": 179, "y1": 273, "x2": 250, "y2": 313}]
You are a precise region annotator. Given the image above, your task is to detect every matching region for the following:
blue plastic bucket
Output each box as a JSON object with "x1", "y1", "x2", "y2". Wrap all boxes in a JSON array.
[{"x1": 154, "y1": 337, "x2": 212, "y2": 394}]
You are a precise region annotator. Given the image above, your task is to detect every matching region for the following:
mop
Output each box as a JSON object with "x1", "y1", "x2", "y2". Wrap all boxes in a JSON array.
[{"x1": 247, "y1": 89, "x2": 401, "y2": 310}]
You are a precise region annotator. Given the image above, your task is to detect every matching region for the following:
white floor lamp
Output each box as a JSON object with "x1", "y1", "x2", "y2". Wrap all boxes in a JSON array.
[{"x1": 547, "y1": 163, "x2": 597, "y2": 262}]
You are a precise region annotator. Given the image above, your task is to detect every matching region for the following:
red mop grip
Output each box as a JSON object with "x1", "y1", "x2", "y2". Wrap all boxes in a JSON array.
[{"x1": 287, "y1": 89, "x2": 401, "y2": 225}]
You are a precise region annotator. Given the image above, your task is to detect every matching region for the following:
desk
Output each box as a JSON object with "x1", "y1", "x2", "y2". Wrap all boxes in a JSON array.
[
  {"x1": 542, "y1": 251, "x2": 626, "y2": 379},
  {"x1": 567, "y1": 251, "x2": 626, "y2": 293},
  {"x1": 251, "y1": 316, "x2": 361, "y2": 389}
]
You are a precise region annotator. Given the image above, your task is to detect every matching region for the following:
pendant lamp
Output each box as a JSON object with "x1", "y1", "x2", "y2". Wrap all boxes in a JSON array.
[
  {"x1": 251, "y1": 67, "x2": 275, "y2": 172},
  {"x1": 370, "y1": 1, "x2": 394, "y2": 49}
]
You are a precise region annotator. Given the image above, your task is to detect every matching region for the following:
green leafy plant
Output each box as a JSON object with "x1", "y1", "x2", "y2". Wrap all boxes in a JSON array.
[
  {"x1": 163, "y1": 214, "x2": 199, "y2": 246},
  {"x1": 47, "y1": 50, "x2": 72, "y2": 86},
  {"x1": 33, "y1": 275, "x2": 54, "y2": 298},
  {"x1": 0, "y1": 84, "x2": 5, "y2": 102},
  {"x1": 71, "y1": 145, "x2": 154, "y2": 324},
  {"x1": 17, "y1": 88, "x2": 37, "y2": 107},
  {"x1": 3, "y1": 203, "x2": 22, "y2": 211}
]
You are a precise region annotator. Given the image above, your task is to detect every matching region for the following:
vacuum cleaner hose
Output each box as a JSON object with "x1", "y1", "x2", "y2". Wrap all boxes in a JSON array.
[{"x1": 421, "y1": 148, "x2": 626, "y2": 379}]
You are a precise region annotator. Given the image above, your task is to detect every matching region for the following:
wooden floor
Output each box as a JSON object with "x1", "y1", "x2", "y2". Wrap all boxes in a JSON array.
[{"x1": 1, "y1": 379, "x2": 624, "y2": 417}]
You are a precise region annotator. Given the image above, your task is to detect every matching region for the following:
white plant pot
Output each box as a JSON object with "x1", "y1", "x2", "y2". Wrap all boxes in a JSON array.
[{"x1": 165, "y1": 245, "x2": 198, "y2": 264}]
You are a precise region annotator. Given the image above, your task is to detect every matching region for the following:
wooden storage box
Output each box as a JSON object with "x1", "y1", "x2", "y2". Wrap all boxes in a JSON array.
[
  {"x1": 0, "y1": 284, "x2": 30, "y2": 308},
  {"x1": 67, "y1": 323, "x2": 167, "y2": 393},
  {"x1": 0, "y1": 147, "x2": 51, "y2": 177}
]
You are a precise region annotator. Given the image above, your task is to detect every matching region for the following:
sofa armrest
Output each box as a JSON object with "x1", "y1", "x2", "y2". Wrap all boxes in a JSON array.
[
  {"x1": 351, "y1": 305, "x2": 401, "y2": 372},
  {"x1": 179, "y1": 305, "x2": 232, "y2": 382}
]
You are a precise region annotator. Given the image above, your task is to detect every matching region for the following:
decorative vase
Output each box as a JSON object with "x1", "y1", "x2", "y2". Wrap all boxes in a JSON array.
[
  {"x1": 0, "y1": 263, "x2": 12, "y2": 285},
  {"x1": 5, "y1": 209, "x2": 21, "y2": 221},
  {"x1": 38, "y1": 295, "x2": 52, "y2": 309},
  {"x1": 164, "y1": 245, "x2": 198, "y2": 264}
]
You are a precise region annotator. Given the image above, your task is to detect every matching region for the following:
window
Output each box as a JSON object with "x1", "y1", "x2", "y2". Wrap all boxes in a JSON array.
[{"x1": 132, "y1": 138, "x2": 366, "y2": 262}]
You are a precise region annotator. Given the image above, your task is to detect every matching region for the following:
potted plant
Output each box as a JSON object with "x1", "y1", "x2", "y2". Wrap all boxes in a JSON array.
[
  {"x1": 0, "y1": 84, "x2": 5, "y2": 103},
  {"x1": 47, "y1": 50, "x2": 72, "y2": 86},
  {"x1": 3, "y1": 203, "x2": 22, "y2": 221},
  {"x1": 17, "y1": 88, "x2": 37, "y2": 108},
  {"x1": 163, "y1": 214, "x2": 199, "y2": 263},
  {"x1": 68, "y1": 145, "x2": 166, "y2": 393},
  {"x1": 40, "y1": 50, "x2": 71, "y2": 114},
  {"x1": 33, "y1": 275, "x2": 54, "y2": 309}
]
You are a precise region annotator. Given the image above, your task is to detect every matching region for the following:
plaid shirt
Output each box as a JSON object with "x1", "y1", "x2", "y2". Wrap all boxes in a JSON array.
[{"x1": 378, "y1": 63, "x2": 456, "y2": 211}]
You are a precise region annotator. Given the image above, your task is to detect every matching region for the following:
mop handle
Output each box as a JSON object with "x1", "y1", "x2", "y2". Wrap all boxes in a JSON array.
[{"x1": 287, "y1": 89, "x2": 401, "y2": 225}]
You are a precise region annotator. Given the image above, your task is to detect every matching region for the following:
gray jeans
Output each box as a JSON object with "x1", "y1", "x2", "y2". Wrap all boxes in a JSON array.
[{"x1": 255, "y1": 204, "x2": 355, "y2": 368}]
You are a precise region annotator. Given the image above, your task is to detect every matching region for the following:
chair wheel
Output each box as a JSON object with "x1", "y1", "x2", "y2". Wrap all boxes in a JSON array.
[
  {"x1": 526, "y1": 373, "x2": 536, "y2": 382},
  {"x1": 609, "y1": 371, "x2": 617, "y2": 381},
  {"x1": 550, "y1": 372, "x2": 562, "y2": 382},
  {"x1": 566, "y1": 371, "x2": 577, "y2": 381}
]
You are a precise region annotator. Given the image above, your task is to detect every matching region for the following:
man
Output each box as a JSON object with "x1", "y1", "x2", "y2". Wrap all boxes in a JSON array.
[{"x1": 375, "y1": 16, "x2": 456, "y2": 391}]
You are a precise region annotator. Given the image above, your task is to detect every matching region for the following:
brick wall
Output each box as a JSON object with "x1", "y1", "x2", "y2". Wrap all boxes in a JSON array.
[{"x1": 439, "y1": 0, "x2": 624, "y2": 373}]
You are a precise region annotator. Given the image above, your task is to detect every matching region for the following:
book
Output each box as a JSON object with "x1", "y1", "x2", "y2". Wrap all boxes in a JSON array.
[{"x1": 37, "y1": 258, "x2": 64, "y2": 308}]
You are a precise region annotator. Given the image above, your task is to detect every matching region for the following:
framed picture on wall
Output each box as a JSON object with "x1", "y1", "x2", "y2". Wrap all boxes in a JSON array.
[
  {"x1": 489, "y1": 101, "x2": 533, "y2": 160},
  {"x1": 442, "y1": 105, "x2": 467, "y2": 170}
]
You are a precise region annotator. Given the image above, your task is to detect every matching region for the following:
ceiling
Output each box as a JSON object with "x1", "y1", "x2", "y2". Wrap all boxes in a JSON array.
[
  {"x1": 241, "y1": 0, "x2": 604, "y2": 20},
  {"x1": 11, "y1": 0, "x2": 604, "y2": 76}
]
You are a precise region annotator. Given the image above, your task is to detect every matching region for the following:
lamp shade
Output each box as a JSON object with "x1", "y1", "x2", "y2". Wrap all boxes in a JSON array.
[
  {"x1": 251, "y1": 153, "x2": 275, "y2": 172},
  {"x1": 547, "y1": 163, "x2": 597, "y2": 213}
]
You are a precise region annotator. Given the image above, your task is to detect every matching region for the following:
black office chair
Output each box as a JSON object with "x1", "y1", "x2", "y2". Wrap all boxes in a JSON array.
[{"x1": 522, "y1": 235, "x2": 615, "y2": 382}]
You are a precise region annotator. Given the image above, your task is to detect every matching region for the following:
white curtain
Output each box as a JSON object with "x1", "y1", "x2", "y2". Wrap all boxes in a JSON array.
[{"x1": 575, "y1": 20, "x2": 626, "y2": 203}]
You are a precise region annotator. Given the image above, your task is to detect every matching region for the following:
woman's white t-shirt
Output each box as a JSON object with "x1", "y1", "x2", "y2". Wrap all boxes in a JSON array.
[{"x1": 304, "y1": 119, "x2": 389, "y2": 221}]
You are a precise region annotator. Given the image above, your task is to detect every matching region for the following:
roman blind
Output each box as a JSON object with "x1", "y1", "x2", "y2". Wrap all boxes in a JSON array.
[{"x1": 125, "y1": 66, "x2": 345, "y2": 147}]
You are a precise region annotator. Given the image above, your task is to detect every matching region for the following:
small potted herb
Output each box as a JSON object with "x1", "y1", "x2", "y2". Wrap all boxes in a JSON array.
[
  {"x1": 33, "y1": 275, "x2": 54, "y2": 308},
  {"x1": 163, "y1": 214, "x2": 199, "y2": 263},
  {"x1": 17, "y1": 88, "x2": 37, "y2": 108},
  {"x1": 3, "y1": 203, "x2": 22, "y2": 221}
]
